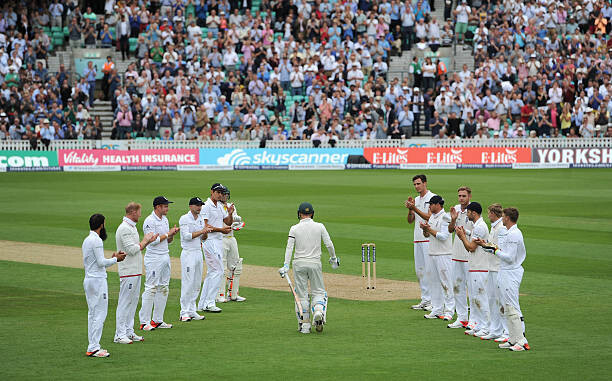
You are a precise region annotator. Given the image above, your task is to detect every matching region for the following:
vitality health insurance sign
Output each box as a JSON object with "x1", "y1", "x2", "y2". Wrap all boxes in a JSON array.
[
  {"x1": 58, "y1": 149, "x2": 199, "y2": 166},
  {"x1": 363, "y1": 147, "x2": 532, "y2": 164},
  {"x1": 199, "y1": 148, "x2": 363, "y2": 166}
]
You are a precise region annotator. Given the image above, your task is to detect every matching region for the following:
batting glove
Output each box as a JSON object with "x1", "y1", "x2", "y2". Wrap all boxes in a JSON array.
[
  {"x1": 278, "y1": 264, "x2": 289, "y2": 277},
  {"x1": 329, "y1": 257, "x2": 340, "y2": 269}
]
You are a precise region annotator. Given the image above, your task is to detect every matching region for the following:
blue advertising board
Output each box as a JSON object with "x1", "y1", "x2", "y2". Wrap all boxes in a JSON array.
[{"x1": 199, "y1": 148, "x2": 363, "y2": 166}]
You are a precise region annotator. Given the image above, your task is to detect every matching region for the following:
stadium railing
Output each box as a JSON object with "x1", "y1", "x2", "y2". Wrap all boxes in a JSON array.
[{"x1": 1, "y1": 138, "x2": 611, "y2": 151}]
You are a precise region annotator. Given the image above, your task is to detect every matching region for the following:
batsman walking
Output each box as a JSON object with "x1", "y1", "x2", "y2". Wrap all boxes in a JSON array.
[{"x1": 279, "y1": 202, "x2": 339, "y2": 334}]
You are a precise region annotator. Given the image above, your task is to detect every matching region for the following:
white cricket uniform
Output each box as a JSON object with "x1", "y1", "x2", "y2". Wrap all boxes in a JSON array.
[
  {"x1": 219, "y1": 202, "x2": 243, "y2": 300},
  {"x1": 413, "y1": 191, "x2": 435, "y2": 304},
  {"x1": 427, "y1": 210, "x2": 454, "y2": 317},
  {"x1": 198, "y1": 197, "x2": 228, "y2": 310},
  {"x1": 82, "y1": 231, "x2": 117, "y2": 353},
  {"x1": 450, "y1": 204, "x2": 473, "y2": 322},
  {"x1": 139, "y1": 211, "x2": 172, "y2": 325},
  {"x1": 115, "y1": 217, "x2": 144, "y2": 340},
  {"x1": 284, "y1": 218, "x2": 336, "y2": 325},
  {"x1": 179, "y1": 211, "x2": 205, "y2": 318},
  {"x1": 467, "y1": 217, "x2": 490, "y2": 333},
  {"x1": 496, "y1": 224, "x2": 527, "y2": 345},
  {"x1": 487, "y1": 217, "x2": 506, "y2": 336}
]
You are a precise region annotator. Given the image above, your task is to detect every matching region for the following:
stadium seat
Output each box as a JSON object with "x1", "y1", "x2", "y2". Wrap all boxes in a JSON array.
[{"x1": 63, "y1": 26, "x2": 69, "y2": 37}]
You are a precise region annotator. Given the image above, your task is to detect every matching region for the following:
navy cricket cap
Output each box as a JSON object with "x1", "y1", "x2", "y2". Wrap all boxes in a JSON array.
[
  {"x1": 211, "y1": 183, "x2": 226, "y2": 192},
  {"x1": 298, "y1": 202, "x2": 314, "y2": 214},
  {"x1": 467, "y1": 202, "x2": 482, "y2": 214},
  {"x1": 153, "y1": 196, "x2": 173, "y2": 206},
  {"x1": 189, "y1": 197, "x2": 204, "y2": 205},
  {"x1": 429, "y1": 195, "x2": 445, "y2": 205}
]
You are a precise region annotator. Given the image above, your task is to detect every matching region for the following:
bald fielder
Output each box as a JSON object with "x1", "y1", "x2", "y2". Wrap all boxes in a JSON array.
[
  {"x1": 178, "y1": 197, "x2": 208, "y2": 322},
  {"x1": 114, "y1": 202, "x2": 158, "y2": 344},
  {"x1": 139, "y1": 196, "x2": 180, "y2": 331},
  {"x1": 475, "y1": 207, "x2": 530, "y2": 351},
  {"x1": 455, "y1": 202, "x2": 491, "y2": 338},
  {"x1": 447, "y1": 186, "x2": 474, "y2": 329},
  {"x1": 279, "y1": 202, "x2": 339, "y2": 334},
  {"x1": 405, "y1": 174, "x2": 436, "y2": 311},
  {"x1": 420, "y1": 195, "x2": 454, "y2": 321},
  {"x1": 198, "y1": 183, "x2": 233, "y2": 313},
  {"x1": 217, "y1": 187, "x2": 246, "y2": 303},
  {"x1": 481, "y1": 203, "x2": 507, "y2": 341}
]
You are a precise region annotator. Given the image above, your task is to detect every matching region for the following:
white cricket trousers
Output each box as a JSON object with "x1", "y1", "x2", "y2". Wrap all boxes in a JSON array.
[
  {"x1": 84, "y1": 277, "x2": 108, "y2": 353},
  {"x1": 487, "y1": 270, "x2": 505, "y2": 336},
  {"x1": 219, "y1": 236, "x2": 242, "y2": 299},
  {"x1": 139, "y1": 254, "x2": 171, "y2": 325},
  {"x1": 198, "y1": 239, "x2": 224, "y2": 309},
  {"x1": 414, "y1": 241, "x2": 431, "y2": 304},
  {"x1": 293, "y1": 260, "x2": 326, "y2": 321},
  {"x1": 180, "y1": 249, "x2": 203, "y2": 318},
  {"x1": 115, "y1": 275, "x2": 141, "y2": 339},
  {"x1": 499, "y1": 267, "x2": 525, "y2": 332},
  {"x1": 452, "y1": 259, "x2": 469, "y2": 322},
  {"x1": 468, "y1": 271, "x2": 490, "y2": 332},
  {"x1": 428, "y1": 255, "x2": 454, "y2": 317}
]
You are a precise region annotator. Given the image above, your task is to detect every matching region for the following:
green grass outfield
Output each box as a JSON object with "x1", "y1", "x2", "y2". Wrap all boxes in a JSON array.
[{"x1": 1, "y1": 169, "x2": 612, "y2": 379}]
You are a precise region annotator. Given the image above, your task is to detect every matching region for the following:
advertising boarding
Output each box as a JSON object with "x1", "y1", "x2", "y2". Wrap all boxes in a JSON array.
[
  {"x1": 199, "y1": 148, "x2": 363, "y2": 167},
  {"x1": 363, "y1": 147, "x2": 532, "y2": 165}
]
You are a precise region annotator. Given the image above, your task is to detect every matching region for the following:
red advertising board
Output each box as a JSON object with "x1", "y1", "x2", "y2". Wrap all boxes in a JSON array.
[
  {"x1": 58, "y1": 149, "x2": 199, "y2": 166},
  {"x1": 363, "y1": 147, "x2": 532, "y2": 164}
]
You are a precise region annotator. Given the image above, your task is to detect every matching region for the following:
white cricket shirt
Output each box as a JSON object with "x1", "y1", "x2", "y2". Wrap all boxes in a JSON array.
[
  {"x1": 201, "y1": 197, "x2": 228, "y2": 241},
  {"x1": 413, "y1": 190, "x2": 435, "y2": 242},
  {"x1": 284, "y1": 218, "x2": 336, "y2": 265},
  {"x1": 222, "y1": 202, "x2": 240, "y2": 238},
  {"x1": 179, "y1": 211, "x2": 206, "y2": 250},
  {"x1": 496, "y1": 224, "x2": 526, "y2": 271},
  {"x1": 427, "y1": 210, "x2": 452, "y2": 255},
  {"x1": 82, "y1": 231, "x2": 117, "y2": 278},
  {"x1": 468, "y1": 217, "x2": 490, "y2": 271},
  {"x1": 115, "y1": 216, "x2": 143, "y2": 277},
  {"x1": 143, "y1": 211, "x2": 171, "y2": 256},
  {"x1": 451, "y1": 204, "x2": 474, "y2": 262}
]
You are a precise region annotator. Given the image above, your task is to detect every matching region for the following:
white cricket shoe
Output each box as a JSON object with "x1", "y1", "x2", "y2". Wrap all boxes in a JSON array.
[
  {"x1": 300, "y1": 323, "x2": 311, "y2": 334},
  {"x1": 498, "y1": 341, "x2": 513, "y2": 349},
  {"x1": 465, "y1": 329, "x2": 478, "y2": 336},
  {"x1": 128, "y1": 334, "x2": 144, "y2": 342},
  {"x1": 474, "y1": 330, "x2": 489, "y2": 338},
  {"x1": 480, "y1": 333, "x2": 499, "y2": 341},
  {"x1": 190, "y1": 313, "x2": 206, "y2": 320},
  {"x1": 509, "y1": 343, "x2": 527, "y2": 351},
  {"x1": 424, "y1": 312, "x2": 439, "y2": 319},
  {"x1": 230, "y1": 295, "x2": 246, "y2": 302},
  {"x1": 113, "y1": 337, "x2": 133, "y2": 344},
  {"x1": 494, "y1": 335, "x2": 509, "y2": 343},
  {"x1": 179, "y1": 316, "x2": 192, "y2": 322},
  {"x1": 447, "y1": 320, "x2": 465, "y2": 328},
  {"x1": 140, "y1": 323, "x2": 156, "y2": 331},
  {"x1": 411, "y1": 301, "x2": 427, "y2": 310},
  {"x1": 205, "y1": 305, "x2": 222, "y2": 313},
  {"x1": 153, "y1": 321, "x2": 173, "y2": 329},
  {"x1": 440, "y1": 315, "x2": 453, "y2": 321},
  {"x1": 423, "y1": 304, "x2": 433, "y2": 311},
  {"x1": 313, "y1": 310, "x2": 324, "y2": 324},
  {"x1": 216, "y1": 296, "x2": 227, "y2": 303},
  {"x1": 86, "y1": 349, "x2": 110, "y2": 357}
]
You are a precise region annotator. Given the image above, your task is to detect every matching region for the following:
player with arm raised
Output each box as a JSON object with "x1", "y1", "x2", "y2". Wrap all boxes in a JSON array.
[
  {"x1": 447, "y1": 187, "x2": 474, "y2": 329},
  {"x1": 198, "y1": 183, "x2": 233, "y2": 313},
  {"x1": 405, "y1": 174, "x2": 435, "y2": 311},
  {"x1": 420, "y1": 196, "x2": 455, "y2": 321},
  {"x1": 217, "y1": 187, "x2": 246, "y2": 303},
  {"x1": 454, "y1": 202, "x2": 490, "y2": 338},
  {"x1": 278, "y1": 202, "x2": 339, "y2": 334},
  {"x1": 138, "y1": 196, "x2": 180, "y2": 331},
  {"x1": 474, "y1": 207, "x2": 530, "y2": 351}
]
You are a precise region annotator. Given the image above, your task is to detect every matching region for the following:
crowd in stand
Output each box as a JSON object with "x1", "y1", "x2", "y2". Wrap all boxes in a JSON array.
[{"x1": 0, "y1": 0, "x2": 611, "y2": 146}]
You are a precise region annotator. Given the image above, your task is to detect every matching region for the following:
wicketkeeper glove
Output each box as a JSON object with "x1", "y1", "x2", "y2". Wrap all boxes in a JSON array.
[
  {"x1": 278, "y1": 264, "x2": 289, "y2": 277},
  {"x1": 482, "y1": 242, "x2": 500, "y2": 255},
  {"x1": 329, "y1": 257, "x2": 340, "y2": 269}
]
